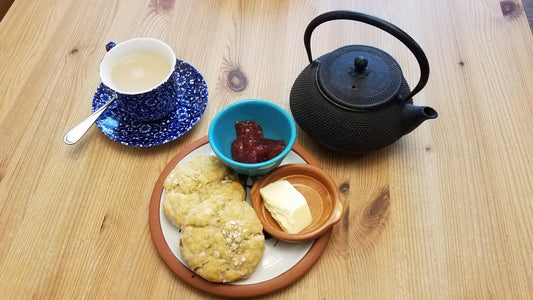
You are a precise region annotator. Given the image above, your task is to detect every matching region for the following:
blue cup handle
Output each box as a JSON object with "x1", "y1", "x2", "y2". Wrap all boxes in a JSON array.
[
  {"x1": 105, "y1": 41, "x2": 116, "y2": 52},
  {"x1": 103, "y1": 41, "x2": 118, "y2": 95}
]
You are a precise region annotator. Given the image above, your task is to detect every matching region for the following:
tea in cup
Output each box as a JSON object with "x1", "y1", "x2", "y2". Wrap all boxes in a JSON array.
[{"x1": 99, "y1": 38, "x2": 177, "y2": 121}]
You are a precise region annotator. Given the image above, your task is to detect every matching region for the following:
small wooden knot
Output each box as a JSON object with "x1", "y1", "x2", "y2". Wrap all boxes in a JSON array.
[
  {"x1": 150, "y1": 0, "x2": 175, "y2": 12},
  {"x1": 368, "y1": 188, "x2": 390, "y2": 219},
  {"x1": 351, "y1": 187, "x2": 391, "y2": 248},
  {"x1": 342, "y1": 206, "x2": 350, "y2": 231},
  {"x1": 500, "y1": 0, "x2": 522, "y2": 17},
  {"x1": 425, "y1": 146, "x2": 432, "y2": 152},
  {"x1": 500, "y1": 0, "x2": 518, "y2": 16},
  {"x1": 360, "y1": 187, "x2": 390, "y2": 235},
  {"x1": 226, "y1": 68, "x2": 247, "y2": 92},
  {"x1": 221, "y1": 56, "x2": 248, "y2": 93},
  {"x1": 339, "y1": 182, "x2": 350, "y2": 194}
]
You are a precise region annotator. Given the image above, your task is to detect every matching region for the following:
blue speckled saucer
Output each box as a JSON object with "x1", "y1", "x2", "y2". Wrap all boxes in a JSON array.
[{"x1": 92, "y1": 59, "x2": 208, "y2": 147}]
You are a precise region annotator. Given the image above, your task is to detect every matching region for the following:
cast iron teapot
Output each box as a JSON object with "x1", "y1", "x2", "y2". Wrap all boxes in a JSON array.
[{"x1": 290, "y1": 11, "x2": 438, "y2": 154}]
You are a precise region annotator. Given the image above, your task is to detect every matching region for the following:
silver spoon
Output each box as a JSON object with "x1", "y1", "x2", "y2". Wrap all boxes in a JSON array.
[{"x1": 63, "y1": 94, "x2": 117, "y2": 145}]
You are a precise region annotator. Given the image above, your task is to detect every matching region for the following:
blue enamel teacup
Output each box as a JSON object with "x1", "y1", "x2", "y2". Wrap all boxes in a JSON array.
[{"x1": 99, "y1": 38, "x2": 177, "y2": 121}]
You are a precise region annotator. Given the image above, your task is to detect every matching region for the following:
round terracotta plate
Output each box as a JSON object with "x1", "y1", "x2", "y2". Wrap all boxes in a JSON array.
[{"x1": 149, "y1": 136, "x2": 332, "y2": 298}]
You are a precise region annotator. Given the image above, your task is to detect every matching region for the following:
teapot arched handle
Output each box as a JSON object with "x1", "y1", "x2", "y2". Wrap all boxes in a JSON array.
[{"x1": 304, "y1": 10, "x2": 429, "y2": 101}]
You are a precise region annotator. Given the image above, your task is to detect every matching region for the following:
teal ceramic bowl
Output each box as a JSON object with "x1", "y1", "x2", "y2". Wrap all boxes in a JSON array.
[{"x1": 209, "y1": 99, "x2": 297, "y2": 176}]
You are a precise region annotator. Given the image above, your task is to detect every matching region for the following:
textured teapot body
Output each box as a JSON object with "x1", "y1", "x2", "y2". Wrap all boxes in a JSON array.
[
  {"x1": 289, "y1": 11, "x2": 437, "y2": 154},
  {"x1": 290, "y1": 56, "x2": 417, "y2": 154}
]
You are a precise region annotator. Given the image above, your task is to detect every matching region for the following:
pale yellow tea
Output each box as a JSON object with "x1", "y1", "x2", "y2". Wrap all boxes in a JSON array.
[{"x1": 111, "y1": 52, "x2": 172, "y2": 93}]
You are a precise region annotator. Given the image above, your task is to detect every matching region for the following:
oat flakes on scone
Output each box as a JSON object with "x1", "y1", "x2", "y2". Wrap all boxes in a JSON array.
[
  {"x1": 162, "y1": 155, "x2": 244, "y2": 228},
  {"x1": 179, "y1": 198, "x2": 265, "y2": 283}
]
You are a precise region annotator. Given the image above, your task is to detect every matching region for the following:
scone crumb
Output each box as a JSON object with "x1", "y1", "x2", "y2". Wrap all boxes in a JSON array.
[{"x1": 221, "y1": 176, "x2": 234, "y2": 184}]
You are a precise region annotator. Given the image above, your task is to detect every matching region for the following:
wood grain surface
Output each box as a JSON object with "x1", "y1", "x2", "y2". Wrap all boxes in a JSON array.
[{"x1": 1, "y1": 0, "x2": 533, "y2": 299}]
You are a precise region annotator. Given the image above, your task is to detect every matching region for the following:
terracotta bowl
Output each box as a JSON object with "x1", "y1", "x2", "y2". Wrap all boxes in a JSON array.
[{"x1": 250, "y1": 164, "x2": 344, "y2": 242}]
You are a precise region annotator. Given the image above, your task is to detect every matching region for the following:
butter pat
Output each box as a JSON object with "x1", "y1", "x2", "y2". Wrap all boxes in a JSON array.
[{"x1": 259, "y1": 180, "x2": 312, "y2": 234}]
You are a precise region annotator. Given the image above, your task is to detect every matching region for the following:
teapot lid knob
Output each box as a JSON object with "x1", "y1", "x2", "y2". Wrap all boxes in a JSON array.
[
  {"x1": 316, "y1": 45, "x2": 403, "y2": 110},
  {"x1": 354, "y1": 56, "x2": 368, "y2": 73}
]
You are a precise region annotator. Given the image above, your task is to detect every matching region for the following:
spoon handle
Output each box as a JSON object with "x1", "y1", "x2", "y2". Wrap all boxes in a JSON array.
[{"x1": 63, "y1": 95, "x2": 117, "y2": 145}]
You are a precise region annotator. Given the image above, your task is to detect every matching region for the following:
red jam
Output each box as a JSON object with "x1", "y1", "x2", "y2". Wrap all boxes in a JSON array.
[{"x1": 231, "y1": 121, "x2": 286, "y2": 164}]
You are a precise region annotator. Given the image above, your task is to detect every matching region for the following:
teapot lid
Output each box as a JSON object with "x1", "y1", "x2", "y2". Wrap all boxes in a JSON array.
[{"x1": 316, "y1": 45, "x2": 403, "y2": 110}]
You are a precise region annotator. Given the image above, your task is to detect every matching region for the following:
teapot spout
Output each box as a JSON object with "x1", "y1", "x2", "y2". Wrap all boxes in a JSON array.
[{"x1": 401, "y1": 103, "x2": 438, "y2": 135}]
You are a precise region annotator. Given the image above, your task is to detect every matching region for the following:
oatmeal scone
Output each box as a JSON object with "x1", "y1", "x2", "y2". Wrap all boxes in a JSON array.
[
  {"x1": 179, "y1": 198, "x2": 265, "y2": 283},
  {"x1": 163, "y1": 155, "x2": 245, "y2": 228}
]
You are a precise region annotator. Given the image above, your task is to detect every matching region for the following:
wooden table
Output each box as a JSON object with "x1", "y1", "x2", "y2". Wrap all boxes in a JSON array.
[{"x1": 1, "y1": 0, "x2": 533, "y2": 298}]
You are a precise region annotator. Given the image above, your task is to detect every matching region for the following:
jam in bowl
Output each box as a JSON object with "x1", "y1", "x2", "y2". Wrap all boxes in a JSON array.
[{"x1": 208, "y1": 99, "x2": 296, "y2": 176}]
